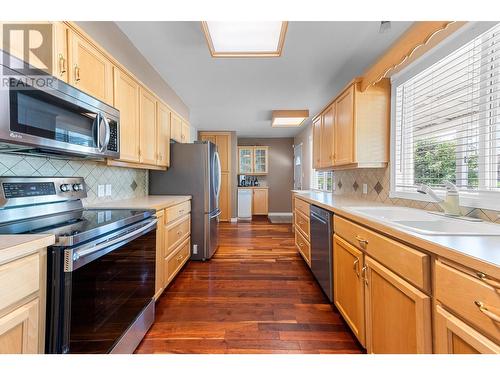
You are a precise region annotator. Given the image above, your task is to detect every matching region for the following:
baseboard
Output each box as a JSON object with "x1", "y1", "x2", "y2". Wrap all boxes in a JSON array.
[
  {"x1": 267, "y1": 212, "x2": 293, "y2": 217},
  {"x1": 230, "y1": 217, "x2": 238, "y2": 223}
]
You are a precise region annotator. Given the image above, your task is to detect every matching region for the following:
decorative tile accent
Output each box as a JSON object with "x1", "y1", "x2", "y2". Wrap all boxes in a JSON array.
[
  {"x1": 332, "y1": 165, "x2": 500, "y2": 223},
  {"x1": 0, "y1": 154, "x2": 148, "y2": 205}
]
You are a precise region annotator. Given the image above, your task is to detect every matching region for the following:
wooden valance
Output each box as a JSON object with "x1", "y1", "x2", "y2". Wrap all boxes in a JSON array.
[{"x1": 360, "y1": 21, "x2": 466, "y2": 92}]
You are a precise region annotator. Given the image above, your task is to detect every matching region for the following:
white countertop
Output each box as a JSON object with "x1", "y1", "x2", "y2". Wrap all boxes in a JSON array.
[
  {"x1": 294, "y1": 190, "x2": 500, "y2": 277},
  {"x1": 0, "y1": 234, "x2": 55, "y2": 266},
  {"x1": 87, "y1": 195, "x2": 191, "y2": 211}
]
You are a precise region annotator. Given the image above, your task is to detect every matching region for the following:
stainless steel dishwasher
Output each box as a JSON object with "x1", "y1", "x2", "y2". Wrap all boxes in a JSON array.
[{"x1": 310, "y1": 205, "x2": 333, "y2": 302}]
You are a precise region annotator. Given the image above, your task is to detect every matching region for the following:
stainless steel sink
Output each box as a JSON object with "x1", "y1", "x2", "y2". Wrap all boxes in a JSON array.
[{"x1": 345, "y1": 206, "x2": 500, "y2": 236}]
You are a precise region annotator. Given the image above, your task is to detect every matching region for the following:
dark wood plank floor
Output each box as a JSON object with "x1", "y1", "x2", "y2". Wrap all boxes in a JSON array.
[{"x1": 135, "y1": 218, "x2": 364, "y2": 354}]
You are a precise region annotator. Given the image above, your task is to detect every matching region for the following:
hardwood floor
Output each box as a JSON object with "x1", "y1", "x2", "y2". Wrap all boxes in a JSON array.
[{"x1": 135, "y1": 219, "x2": 364, "y2": 354}]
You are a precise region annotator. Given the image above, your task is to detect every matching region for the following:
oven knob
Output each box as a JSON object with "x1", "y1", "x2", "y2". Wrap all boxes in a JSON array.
[
  {"x1": 73, "y1": 183, "x2": 84, "y2": 192},
  {"x1": 60, "y1": 184, "x2": 70, "y2": 192}
]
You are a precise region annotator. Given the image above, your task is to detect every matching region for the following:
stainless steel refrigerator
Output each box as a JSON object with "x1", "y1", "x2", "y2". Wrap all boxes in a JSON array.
[{"x1": 149, "y1": 141, "x2": 221, "y2": 260}]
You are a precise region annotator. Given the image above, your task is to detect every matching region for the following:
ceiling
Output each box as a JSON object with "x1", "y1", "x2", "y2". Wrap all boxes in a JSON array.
[{"x1": 117, "y1": 21, "x2": 413, "y2": 137}]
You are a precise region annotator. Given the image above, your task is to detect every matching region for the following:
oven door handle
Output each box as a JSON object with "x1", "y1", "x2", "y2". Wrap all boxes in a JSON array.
[{"x1": 64, "y1": 218, "x2": 157, "y2": 272}]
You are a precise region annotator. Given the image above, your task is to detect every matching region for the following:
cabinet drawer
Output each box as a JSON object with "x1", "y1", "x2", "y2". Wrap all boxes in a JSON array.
[
  {"x1": 294, "y1": 210, "x2": 310, "y2": 240},
  {"x1": 334, "y1": 216, "x2": 430, "y2": 292},
  {"x1": 435, "y1": 260, "x2": 500, "y2": 343},
  {"x1": 165, "y1": 201, "x2": 191, "y2": 223},
  {"x1": 164, "y1": 214, "x2": 191, "y2": 258},
  {"x1": 0, "y1": 254, "x2": 39, "y2": 312},
  {"x1": 165, "y1": 238, "x2": 190, "y2": 284},
  {"x1": 294, "y1": 197, "x2": 310, "y2": 216},
  {"x1": 295, "y1": 229, "x2": 311, "y2": 266}
]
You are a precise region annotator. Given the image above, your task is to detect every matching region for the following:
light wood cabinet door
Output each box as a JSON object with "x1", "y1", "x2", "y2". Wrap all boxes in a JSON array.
[
  {"x1": 216, "y1": 135, "x2": 230, "y2": 172},
  {"x1": 333, "y1": 235, "x2": 365, "y2": 347},
  {"x1": 312, "y1": 117, "x2": 322, "y2": 169},
  {"x1": 68, "y1": 30, "x2": 113, "y2": 104},
  {"x1": 252, "y1": 189, "x2": 268, "y2": 215},
  {"x1": 320, "y1": 104, "x2": 335, "y2": 168},
  {"x1": 219, "y1": 173, "x2": 230, "y2": 221},
  {"x1": 170, "y1": 113, "x2": 183, "y2": 143},
  {"x1": 113, "y1": 68, "x2": 140, "y2": 163},
  {"x1": 53, "y1": 22, "x2": 69, "y2": 82},
  {"x1": 0, "y1": 299, "x2": 39, "y2": 354},
  {"x1": 200, "y1": 134, "x2": 216, "y2": 144},
  {"x1": 253, "y1": 146, "x2": 269, "y2": 174},
  {"x1": 434, "y1": 305, "x2": 499, "y2": 354},
  {"x1": 139, "y1": 87, "x2": 157, "y2": 165},
  {"x1": 239, "y1": 147, "x2": 253, "y2": 174},
  {"x1": 335, "y1": 85, "x2": 355, "y2": 165},
  {"x1": 364, "y1": 256, "x2": 432, "y2": 353},
  {"x1": 181, "y1": 121, "x2": 190, "y2": 143},
  {"x1": 156, "y1": 101, "x2": 171, "y2": 167},
  {"x1": 154, "y1": 210, "x2": 165, "y2": 300}
]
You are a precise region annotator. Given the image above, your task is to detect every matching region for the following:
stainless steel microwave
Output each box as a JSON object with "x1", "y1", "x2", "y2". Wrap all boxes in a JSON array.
[{"x1": 0, "y1": 55, "x2": 119, "y2": 159}]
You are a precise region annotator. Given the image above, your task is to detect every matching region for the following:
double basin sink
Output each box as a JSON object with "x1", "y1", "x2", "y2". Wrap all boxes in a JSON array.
[{"x1": 345, "y1": 206, "x2": 500, "y2": 236}]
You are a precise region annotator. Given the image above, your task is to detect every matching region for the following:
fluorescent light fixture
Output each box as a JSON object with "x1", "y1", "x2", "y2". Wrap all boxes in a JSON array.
[
  {"x1": 201, "y1": 21, "x2": 288, "y2": 57},
  {"x1": 272, "y1": 110, "x2": 309, "y2": 128}
]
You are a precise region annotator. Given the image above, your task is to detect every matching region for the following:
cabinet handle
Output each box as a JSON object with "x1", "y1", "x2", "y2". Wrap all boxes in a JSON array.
[
  {"x1": 474, "y1": 301, "x2": 500, "y2": 323},
  {"x1": 353, "y1": 258, "x2": 360, "y2": 278},
  {"x1": 361, "y1": 265, "x2": 368, "y2": 286},
  {"x1": 355, "y1": 235, "x2": 368, "y2": 246},
  {"x1": 298, "y1": 220, "x2": 305, "y2": 225},
  {"x1": 177, "y1": 230, "x2": 183, "y2": 236},
  {"x1": 74, "y1": 64, "x2": 80, "y2": 82},
  {"x1": 178, "y1": 209, "x2": 184, "y2": 214},
  {"x1": 299, "y1": 242, "x2": 304, "y2": 247},
  {"x1": 476, "y1": 272, "x2": 500, "y2": 289},
  {"x1": 58, "y1": 54, "x2": 66, "y2": 75}
]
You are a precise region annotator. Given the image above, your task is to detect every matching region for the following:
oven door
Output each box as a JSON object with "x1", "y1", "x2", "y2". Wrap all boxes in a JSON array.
[{"x1": 46, "y1": 219, "x2": 157, "y2": 354}]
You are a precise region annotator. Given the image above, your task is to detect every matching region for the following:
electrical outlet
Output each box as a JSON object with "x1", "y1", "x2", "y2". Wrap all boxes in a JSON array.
[
  {"x1": 105, "y1": 184, "x2": 112, "y2": 196},
  {"x1": 97, "y1": 185, "x2": 105, "y2": 197},
  {"x1": 362, "y1": 184, "x2": 368, "y2": 194},
  {"x1": 193, "y1": 244, "x2": 198, "y2": 255}
]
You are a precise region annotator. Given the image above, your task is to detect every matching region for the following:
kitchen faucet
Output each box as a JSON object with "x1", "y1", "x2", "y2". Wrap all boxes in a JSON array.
[{"x1": 417, "y1": 181, "x2": 461, "y2": 216}]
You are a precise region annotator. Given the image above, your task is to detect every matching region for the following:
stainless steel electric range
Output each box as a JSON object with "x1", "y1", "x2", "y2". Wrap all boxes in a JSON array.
[{"x1": 0, "y1": 176, "x2": 157, "y2": 354}]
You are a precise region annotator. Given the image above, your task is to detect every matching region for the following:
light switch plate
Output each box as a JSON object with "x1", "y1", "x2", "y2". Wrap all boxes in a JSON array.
[
  {"x1": 97, "y1": 184, "x2": 105, "y2": 197},
  {"x1": 362, "y1": 184, "x2": 368, "y2": 194},
  {"x1": 105, "y1": 184, "x2": 112, "y2": 196}
]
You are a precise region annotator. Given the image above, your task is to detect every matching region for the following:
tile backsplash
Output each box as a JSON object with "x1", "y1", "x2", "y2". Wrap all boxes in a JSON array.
[
  {"x1": 333, "y1": 166, "x2": 500, "y2": 224},
  {"x1": 0, "y1": 154, "x2": 148, "y2": 205}
]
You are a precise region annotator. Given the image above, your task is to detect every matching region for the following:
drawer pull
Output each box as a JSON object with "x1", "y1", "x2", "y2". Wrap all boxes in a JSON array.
[
  {"x1": 361, "y1": 265, "x2": 368, "y2": 286},
  {"x1": 299, "y1": 220, "x2": 305, "y2": 225},
  {"x1": 353, "y1": 258, "x2": 360, "y2": 278},
  {"x1": 355, "y1": 235, "x2": 369, "y2": 245},
  {"x1": 177, "y1": 230, "x2": 183, "y2": 236},
  {"x1": 299, "y1": 242, "x2": 304, "y2": 247},
  {"x1": 178, "y1": 209, "x2": 185, "y2": 214},
  {"x1": 474, "y1": 301, "x2": 500, "y2": 323},
  {"x1": 476, "y1": 272, "x2": 500, "y2": 289}
]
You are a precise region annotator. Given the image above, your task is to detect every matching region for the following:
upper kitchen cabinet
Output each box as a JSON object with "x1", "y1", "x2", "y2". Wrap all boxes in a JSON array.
[
  {"x1": 156, "y1": 101, "x2": 171, "y2": 168},
  {"x1": 113, "y1": 67, "x2": 140, "y2": 163},
  {"x1": 312, "y1": 78, "x2": 390, "y2": 170},
  {"x1": 171, "y1": 113, "x2": 183, "y2": 143},
  {"x1": 67, "y1": 29, "x2": 113, "y2": 105},
  {"x1": 139, "y1": 87, "x2": 158, "y2": 165},
  {"x1": 238, "y1": 146, "x2": 269, "y2": 175},
  {"x1": 181, "y1": 120, "x2": 191, "y2": 143}
]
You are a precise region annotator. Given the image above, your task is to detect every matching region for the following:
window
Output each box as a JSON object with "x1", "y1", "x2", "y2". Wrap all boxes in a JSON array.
[
  {"x1": 313, "y1": 170, "x2": 334, "y2": 192},
  {"x1": 391, "y1": 22, "x2": 500, "y2": 209}
]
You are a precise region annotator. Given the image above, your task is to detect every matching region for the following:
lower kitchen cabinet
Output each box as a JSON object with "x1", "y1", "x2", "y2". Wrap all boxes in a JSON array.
[
  {"x1": 364, "y1": 256, "x2": 432, "y2": 353},
  {"x1": 153, "y1": 200, "x2": 191, "y2": 301},
  {"x1": 434, "y1": 305, "x2": 499, "y2": 354},
  {"x1": 295, "y1": 229, "x2": 311, "y2": 266},
  {"x1": 0, "y1": 299, "x2": 39, "y2": 354},
  {"x1": 252, "y1": 188, "x2": 268, "y2": 215},
  {"x1": 333, "y1": 235, "x2": 365, "y2": 346}
]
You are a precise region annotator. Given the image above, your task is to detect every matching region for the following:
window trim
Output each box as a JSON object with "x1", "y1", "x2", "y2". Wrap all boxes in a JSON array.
[
  {"x1": 389, "y1": 21, "x2": 500, "y2": 211},
  {"x1": 312, "y1": 170, "x2": 334, "y2": 193}
]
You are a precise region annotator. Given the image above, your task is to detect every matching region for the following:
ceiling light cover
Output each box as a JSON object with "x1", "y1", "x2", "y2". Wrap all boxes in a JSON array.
[
  {"x1": 272, "y1": 110, "x2": 309, "y2": 128},
  {"x1": 202, "y1": 21, "x2": 288, "y2": 57}
]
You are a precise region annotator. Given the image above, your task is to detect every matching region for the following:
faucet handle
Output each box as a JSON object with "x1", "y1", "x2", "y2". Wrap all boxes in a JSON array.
[{"x1": 443, "y1": 181, "x2": 458, "y2": 194}]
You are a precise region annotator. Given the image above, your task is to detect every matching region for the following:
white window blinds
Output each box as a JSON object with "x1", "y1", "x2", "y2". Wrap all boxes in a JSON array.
[
  {"x1": 313, "y1": 170, "x2": 333, "y2": 192},
  {"x1": 394, "y1": 23, "x2": 500, "y2": 194}
]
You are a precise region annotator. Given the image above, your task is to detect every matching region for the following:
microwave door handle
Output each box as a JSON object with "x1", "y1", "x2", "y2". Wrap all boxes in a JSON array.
[
  {"x1": 94, "y1": 112, "x2": 101, "y2": 151},
  {"x1": 101, "y1": 113, "x2": 111, "y2": 152}
]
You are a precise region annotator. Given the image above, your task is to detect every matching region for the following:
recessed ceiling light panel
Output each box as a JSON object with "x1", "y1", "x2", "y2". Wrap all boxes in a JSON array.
[
  {"x1": 202, "y1": 21, "x2": 288, "y2": 57},
  {"x1": 272, "y1": 110, "x2": 309, "y2": 128}
]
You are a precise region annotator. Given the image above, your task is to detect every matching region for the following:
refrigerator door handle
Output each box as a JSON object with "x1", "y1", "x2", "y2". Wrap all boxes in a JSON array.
[{"x1": 214, "y1": 151, "x2": 222, "y2": 200}]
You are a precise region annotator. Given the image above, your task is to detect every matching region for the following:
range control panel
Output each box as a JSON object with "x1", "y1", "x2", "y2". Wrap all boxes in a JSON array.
[{"x1": 0, "y1": 177, "x2": 87, "y2": 208}]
